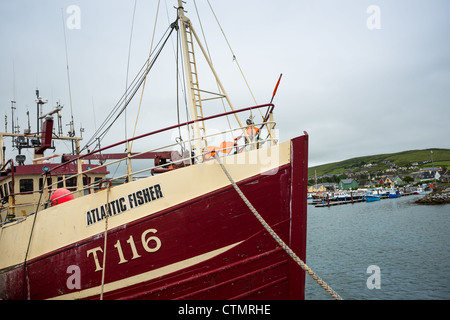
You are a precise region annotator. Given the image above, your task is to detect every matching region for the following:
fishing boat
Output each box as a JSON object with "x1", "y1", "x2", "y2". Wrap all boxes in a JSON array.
[
  {"x1": 365, "y1": 194, "x2": 381, "y2": 202},
  {"x1": 0, "y1": 1, "x2": 308, "y2": 300},
  {"x1": 333, "y1": 191, "x2": 351, "y2": 202},
  {"x1": 414, "y1": 187, "x2": 432, "y2": 195},
  {"x1": 363, "y1": 189, "x2": 380, "y2": 202},
  {"x1": 388, "y1": 189, "x2": 402, "y2": 198}
]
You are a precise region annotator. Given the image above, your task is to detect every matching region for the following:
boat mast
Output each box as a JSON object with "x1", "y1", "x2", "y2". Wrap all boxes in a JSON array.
[
  {"x1": 177, "y1": 0, "x2": 246, "y2": 161},
  {"x1": 177, "y1": 0, "x2": 204, "y2": 161}
]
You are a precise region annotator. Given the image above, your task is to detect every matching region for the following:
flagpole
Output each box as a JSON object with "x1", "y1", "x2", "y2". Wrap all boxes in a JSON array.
[
  {"x1": 431, "y1": 150, "x2": 437, "y2": 187},
  {"x1": 270, "y1": 73, "x2": 283, "y2": 104}
]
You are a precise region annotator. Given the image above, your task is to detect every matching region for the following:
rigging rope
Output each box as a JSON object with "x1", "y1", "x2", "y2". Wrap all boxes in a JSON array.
[
  {"x1": 193, "y1": 0, "x2": 233, "y2": 134},
  {"x1": 100, "y1": 182, "x2": 112, "y2": 300},
  {"x1": 124, "y1": 0, "x2": 138, "y2": 142},
  {"x1": 214, "y1": 154, "x2": 343, "y2": 300},
  {"x1": 206, "y1": 0, "x2": 259, "y2": 108},
  {"x1": 130, "y1": 0, "x2": 161, "y2": 152},
  {"x1": 82, "y1": 22, "x2": 176, "y2": 153},
  {"x1": 22, "y1": 173, "x2": 48, "y2": 299}
]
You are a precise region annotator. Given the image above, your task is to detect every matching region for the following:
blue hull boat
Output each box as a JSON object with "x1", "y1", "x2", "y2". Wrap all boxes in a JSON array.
[{"x1": 366, "y1": 195, "x2": 381, "y2": 202}]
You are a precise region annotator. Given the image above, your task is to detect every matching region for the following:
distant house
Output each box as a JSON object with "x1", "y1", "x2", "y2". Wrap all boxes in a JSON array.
[
  {"x1": 308, "y1": 183, "x2": 337, "y2": 193},
  {"x1": 440, "y1": 171, "x2": 450, "y2": 183},
  {"x1": 338, "y1": 179, "x2": 358, "y2": 190},
  {"x1": 419, "y1": 167, "x2": 442, "y2": 173},
  {"x1": 308, "y1": 184, "x2": 326, "y2": 193},
  {"x1": 379, "y1": 177, "x2": 393, "y2": 187},
  {"x1": 416, "y1": 170, "x2": 440, "y2": 182},
  {"x1": 392, "y1": 176, "x2": 405, "y2": 186}
]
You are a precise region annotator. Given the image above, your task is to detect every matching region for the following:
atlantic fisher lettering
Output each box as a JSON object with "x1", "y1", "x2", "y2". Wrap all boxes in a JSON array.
[{"x1": 86, "y1": 184, "x2": 164, "y2": 226}]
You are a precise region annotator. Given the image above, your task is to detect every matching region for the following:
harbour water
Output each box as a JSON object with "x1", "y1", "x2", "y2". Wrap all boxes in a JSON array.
[{"x1": 305, "y1": 194, "x2": 450, "y2": 300}]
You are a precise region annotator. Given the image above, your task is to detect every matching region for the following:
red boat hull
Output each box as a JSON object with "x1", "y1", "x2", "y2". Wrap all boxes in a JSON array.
[{"x1": 0, "y1": 135, "x2": 308, "y2": 300}]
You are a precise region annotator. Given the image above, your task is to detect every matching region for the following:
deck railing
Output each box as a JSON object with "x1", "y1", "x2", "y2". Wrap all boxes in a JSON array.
[{"x1": 43, "y1": 103, "x2": 277, "y2": 206}]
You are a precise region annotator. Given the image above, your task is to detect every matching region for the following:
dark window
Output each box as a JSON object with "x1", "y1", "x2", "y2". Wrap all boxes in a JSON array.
[
  {"x1": 94, "y1": 177, "x2": 103, "y2": 190},
  {"x1": 39, "y1": 177, "x2": 53, "y2": 191},
  {"x1": 66, "y1": 177, "x2": 77, "y2": 191},
  {"x1": 57, "y1": 177, "x2": 63, "y2": 188},
  {"x1": 20, "y1": 179, "x2": 34, "y2": 193}
]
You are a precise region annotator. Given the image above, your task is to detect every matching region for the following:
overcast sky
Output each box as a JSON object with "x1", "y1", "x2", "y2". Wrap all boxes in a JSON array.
[{"x1": 1, "y1": 0, "x2": 449, "y2": 167}]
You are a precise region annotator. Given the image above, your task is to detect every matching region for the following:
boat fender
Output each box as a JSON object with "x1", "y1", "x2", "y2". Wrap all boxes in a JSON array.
[{"x1": 50, "y1": 188, "x2": 74, "y2": 205}]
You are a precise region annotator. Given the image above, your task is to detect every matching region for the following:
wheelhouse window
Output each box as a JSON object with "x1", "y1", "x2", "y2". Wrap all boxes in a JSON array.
[
  {"x1": 19, "y1": 179, "x2": 34, "y2": 193},
  {"x1": 94, "y1": 177, "x2": 103, "y2": 190},
  {"x1": 66, "y1": 177, "x2": 77, "y2": 192},
  {"x1": 39, "y1": 177, "x2": 53, "y2": 191},
  {"x1": 57, "y1": 177, "x2": 64, "y2": 188}
]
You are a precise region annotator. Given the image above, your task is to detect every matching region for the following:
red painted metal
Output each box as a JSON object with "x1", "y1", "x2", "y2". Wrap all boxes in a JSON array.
[
  {"x1": 61, "y1": 152, "x2": 174, "y2": 162},
  {"x1": 35, "y1": 119, "x2": 54, "y2": 154},
  {"x1": 0, "y1": 134, "x2": 308, "y2": 300},
  {"x1": 288, "y1": 132, "x2": 309, "y2": 300},
  {"x1": 12, "y1": 163, "x2": 108, "y2": 176}
]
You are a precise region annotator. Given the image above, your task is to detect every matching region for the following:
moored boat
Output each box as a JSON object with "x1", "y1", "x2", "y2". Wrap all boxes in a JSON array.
[
  {"x1": 388, "y1": 189, "x2": 402, "y2": 198},
  {"x1": 0, "y1": 1, "x2": 308, "y2": 300},
  {"x1": 365, "y1": 195, "x2": 381, "y2": 202},
  {"x1": 333, "y1": 192, "x2": 351, "y2": 201},
  {"x1": 414, "y1": 187, "x2": 432, "y2": 195}
]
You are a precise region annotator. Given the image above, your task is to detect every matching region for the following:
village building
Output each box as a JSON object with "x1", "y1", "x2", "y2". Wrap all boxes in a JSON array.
[
  {"x1": 338, "y1": 178, "x2": 358, "y2": 190},
  {"x1": 308, "y1": 183, "x2": 337, "y2": 193}
]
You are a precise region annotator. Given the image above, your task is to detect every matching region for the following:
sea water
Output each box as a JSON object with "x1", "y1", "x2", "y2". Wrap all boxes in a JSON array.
[{"x1": 305, "y1": 195, "x2": 450, "y2": 300}]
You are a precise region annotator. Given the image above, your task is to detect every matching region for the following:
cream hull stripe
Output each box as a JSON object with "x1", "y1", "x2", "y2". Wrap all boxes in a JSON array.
[
  {"x1": 0, "y1": 142, "x2": 289, "y2": 270},
  {"x1": 50, "y1": 241, "x2": 242, "y2": 300}
]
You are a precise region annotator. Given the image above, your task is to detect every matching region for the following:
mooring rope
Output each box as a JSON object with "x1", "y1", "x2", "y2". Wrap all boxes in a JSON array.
[
  {"x1": 214, "y1": 154, "x2": 343, "y2": 300},
  {"x1": 99, "y1": 182, "x2": 112, "y2": 300},
  {"x1": 22, "y1": 173, "x2": 49, "y2": 299}
]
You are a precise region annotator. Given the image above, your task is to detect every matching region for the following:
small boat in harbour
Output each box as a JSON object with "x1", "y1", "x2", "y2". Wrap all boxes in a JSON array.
[
  {"x1": 333, "y1": 192, "x2": 351, "y2": 201},
  {"x1": 365, "y1": 194, "x2": 381, "y2": 202},
  {"x1": 388, "y1": 189, "x2": 402, "y2": 198},
  {"x1": 414, "y1": 187, "x2": 432, "y2": 195}
]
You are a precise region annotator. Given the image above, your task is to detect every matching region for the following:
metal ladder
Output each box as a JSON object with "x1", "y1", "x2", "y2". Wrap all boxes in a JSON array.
[{"x1": 185, "y1": 25, "x2": 207, "y2": 146}]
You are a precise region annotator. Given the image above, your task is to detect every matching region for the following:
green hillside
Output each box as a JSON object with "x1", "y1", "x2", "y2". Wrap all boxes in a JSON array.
[{"x1": 308, "y1": 148, "x2": 450, "y2": 178}]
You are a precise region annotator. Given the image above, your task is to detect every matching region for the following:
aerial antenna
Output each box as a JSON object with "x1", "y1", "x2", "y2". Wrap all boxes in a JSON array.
[
  {"x1": 80, "y1": 124, "x2": 84, "y2": 138},
  {"x1": 35, "y1": 89, "x2": 48, "y2": 134},
  {"x1": 26, "y1": 105, "x2": 31, "y2": 134},
  {"x1": 57, "y1": 103, "x2": 64, "y2": 136},
  {"x1": 11, "y1": 61, "x2": 17, "y2": 136},
  {"x1": 61, "y1": 8, "x2": 76, "y2": 153},
  {"x1": 11, "y1": 100, "x2": 16, "y2": 135},
  {"x1": 12, "y1": 60, "x2": 16, "y2": 101}
]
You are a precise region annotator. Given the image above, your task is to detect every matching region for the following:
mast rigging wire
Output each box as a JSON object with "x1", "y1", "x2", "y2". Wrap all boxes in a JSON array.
[
  {"x1": 124, "y1": 0, "x2": 138, "y2": 142},
  {"x1": 206, "y1": 0, "x2": 258, "y2": 107},
  {"x1": 61, "y1": 8, "x2": 76, "y2": 153},
  {"x1": 193, "y1": 0, "x2": 233, "y2": 134},
  {"x1": 81, "y1": 23, "x2": 176, "y2": 153},
  {"x1": 130, "y1": 0, "x2": 161, "y2": 152}
]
